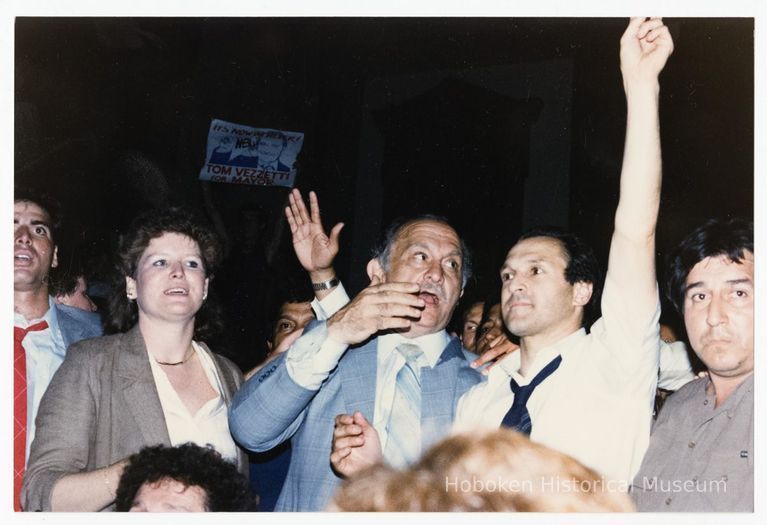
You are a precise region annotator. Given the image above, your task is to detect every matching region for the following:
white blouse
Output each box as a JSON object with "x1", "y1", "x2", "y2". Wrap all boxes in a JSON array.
[{"x1": 147, "y1": 341, "x2": 238, "y2": 462}]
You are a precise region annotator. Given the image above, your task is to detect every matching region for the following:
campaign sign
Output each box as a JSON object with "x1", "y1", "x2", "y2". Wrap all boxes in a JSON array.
[{"x1": 199, "y1": 119, "x2": 304, "y2": 188}]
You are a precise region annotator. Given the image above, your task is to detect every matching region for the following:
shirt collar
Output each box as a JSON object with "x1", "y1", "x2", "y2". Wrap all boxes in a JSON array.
[
  {"x1": 510, "y1": 328, "x2": 586, "y2": 383},
  {"x1": 379, "y1": 330, "x2": 450, "y2": 368},
  {"x1": 706, "y1": 373, "x2": 754, "y2": 416},
  {"x1": 13, "y1": 296, "x2": 55, "y2": 328}
]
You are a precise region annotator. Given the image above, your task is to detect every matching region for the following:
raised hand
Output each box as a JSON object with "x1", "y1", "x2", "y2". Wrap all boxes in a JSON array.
[
  {"x1": 326, "y1": 275, "x2": 425, "y2": 345},
  {"x1": 620, "y1": 17, "x2": 674, "y2": 85},
  {"x1": 285, "y1": 189, "x2": 344, "y2": 280},
  {"x1": 330, "y1": 412, "x2": 382, "y2": 478}
]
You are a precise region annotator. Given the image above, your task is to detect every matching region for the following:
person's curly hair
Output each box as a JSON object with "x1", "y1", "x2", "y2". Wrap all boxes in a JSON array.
[
  {"x1": 114, "y1": 443, "x2": 254, "y2": 511},
  {"x1": 105, "y1": 207, "x2": 224, "y2": 341}
]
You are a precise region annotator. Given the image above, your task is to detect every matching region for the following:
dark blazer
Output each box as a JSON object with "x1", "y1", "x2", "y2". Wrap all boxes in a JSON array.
[
  {"x1": 22, "y1": 325, "x2": 247, "y2": 511},
  {"x1": 229, "y1": 321, "x2": 482, "y2": 511}
]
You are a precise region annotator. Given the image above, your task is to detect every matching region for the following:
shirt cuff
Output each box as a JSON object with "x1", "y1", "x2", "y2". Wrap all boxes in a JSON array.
[
  {"x1": 311, "y1": 282, "x2": 350, "y2": 320},
  {"x1": 285, "y1": 321, "x2": 349, "y2": 389}
]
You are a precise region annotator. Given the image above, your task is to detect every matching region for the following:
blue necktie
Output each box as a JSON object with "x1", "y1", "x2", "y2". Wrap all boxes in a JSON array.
[
  {"x1": 384, "y1": 343, "x2": 424, "y2": 469},
  {"x1": 501, "y1": 354, "x2": 562, "y2": 435}
]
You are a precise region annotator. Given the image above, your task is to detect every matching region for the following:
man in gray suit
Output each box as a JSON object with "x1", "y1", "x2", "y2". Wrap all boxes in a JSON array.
[
  {"x1": 13, "y1": 191, "x2": 102, "y2": 510},
  {"x1": 230, "y1": 215, "x2": 483, "y2": 511}
]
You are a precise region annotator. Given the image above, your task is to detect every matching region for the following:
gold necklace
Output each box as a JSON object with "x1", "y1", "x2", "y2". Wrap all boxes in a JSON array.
[{"x1": 154, "y1": 347, "x2": 195, "y2": 366}]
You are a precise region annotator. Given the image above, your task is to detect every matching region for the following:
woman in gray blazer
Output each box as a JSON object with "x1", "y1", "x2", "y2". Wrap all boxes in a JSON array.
[{"x1": 22, "y1": 208, "x2": 247, "y2": 511}]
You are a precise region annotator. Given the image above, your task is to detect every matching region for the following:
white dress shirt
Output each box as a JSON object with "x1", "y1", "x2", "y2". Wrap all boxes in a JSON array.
[
  {"x1": 148, "y1": 341, "x2": 238, "y2": 462},
  {"x1": 454, "y1": 275, "x2": 661, "y2": 487}
]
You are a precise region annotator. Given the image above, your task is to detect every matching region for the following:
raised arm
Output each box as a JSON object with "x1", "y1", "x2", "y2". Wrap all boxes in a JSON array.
[
  {"x1": 608, "y1": 17, "x2": 673, "y2": 309},
  {"x1": 285, "y1": 189, "x2": 344, "y2": 300},
  {"x1": 230, "y1": 279, "x2": 425, "y2": 451}
]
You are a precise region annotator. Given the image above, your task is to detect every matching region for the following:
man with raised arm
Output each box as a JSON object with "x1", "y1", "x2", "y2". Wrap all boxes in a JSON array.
[{"x1": 332, "y1": 18, "x2": 674, "y2": 489}]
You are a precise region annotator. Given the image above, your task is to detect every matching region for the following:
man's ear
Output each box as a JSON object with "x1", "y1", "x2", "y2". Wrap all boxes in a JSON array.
[
  {"x1": 266, "y1": 340, "x2": 273, "y2": 352},
  {"x1": 366, "y1": 258, "x2": 386, "y2": 283},
  {"x1": 572, "y1": 281, "x2": 593, "y2": 307},
  {"x1": 51, "y1": 245, "x2": 59, "y2": 269}
]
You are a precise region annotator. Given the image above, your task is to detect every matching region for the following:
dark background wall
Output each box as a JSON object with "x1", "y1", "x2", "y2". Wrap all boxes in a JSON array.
[{"x1": 15, "y1": 17, "x2": 753, "y2": 367}]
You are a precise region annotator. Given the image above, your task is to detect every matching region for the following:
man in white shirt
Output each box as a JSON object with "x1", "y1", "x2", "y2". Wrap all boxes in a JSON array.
[{"x1": 331, "y1": 17, "x2": 674, "y2": 490}]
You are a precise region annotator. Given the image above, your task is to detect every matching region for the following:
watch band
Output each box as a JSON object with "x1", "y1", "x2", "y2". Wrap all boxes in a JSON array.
[{"x1": 312, "y1": 277, "x2": 340, "y2": 291}]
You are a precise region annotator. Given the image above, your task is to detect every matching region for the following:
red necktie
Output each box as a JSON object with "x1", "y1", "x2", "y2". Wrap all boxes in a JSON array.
[{"x1": 14, "y1": 320, "x2": 48, "y2": 512}]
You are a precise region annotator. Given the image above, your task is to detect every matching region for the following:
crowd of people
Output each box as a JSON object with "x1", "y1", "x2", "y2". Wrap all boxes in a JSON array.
[{"x1": 13, "y1": 18, "x2": 752, "y2": 513}]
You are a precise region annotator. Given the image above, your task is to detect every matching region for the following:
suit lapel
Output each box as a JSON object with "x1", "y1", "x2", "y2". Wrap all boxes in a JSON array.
[
  {"x1": 338, "y1": 339, "x2": 378, "y2": 422},
  {"x1": 55, "y1": 303, "x2": 101, "y2": 349},
  {"x1": 116, "y1": 325, "x2": 171, "y2": 446},
  {"x1": 54, "y1": 304, "x2": 81, "y2": 349}
]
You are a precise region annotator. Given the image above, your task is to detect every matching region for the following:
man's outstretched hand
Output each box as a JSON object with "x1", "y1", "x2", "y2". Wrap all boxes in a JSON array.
[{"x1": 471, "y1": 334, "x2": 520, "y2": 375}]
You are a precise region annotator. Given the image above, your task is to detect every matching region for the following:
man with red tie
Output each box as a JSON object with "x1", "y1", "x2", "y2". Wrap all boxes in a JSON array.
[{"x1": 13, "y1": 191, "x2": 102, "y2": 511}]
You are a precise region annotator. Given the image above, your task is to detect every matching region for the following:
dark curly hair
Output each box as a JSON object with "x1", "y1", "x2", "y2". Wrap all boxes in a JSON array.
[
  {"x1": 665, "y1": 217, "x2": 753, "y2": 315},
  {"x1": 114, "y1": 443, "x2": 254, "y2": 512},
  {"x1": 105, "y1": 207, "x2": 224, "y2": 340},
  {"x1": 517, "y1": 227, "x2": 603, "y2": 329}
]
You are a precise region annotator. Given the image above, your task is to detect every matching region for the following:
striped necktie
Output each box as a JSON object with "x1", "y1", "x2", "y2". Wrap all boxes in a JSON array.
[
  {"x1": 501, "y1": 354, "x2": 562, "y2": 435},
  {"x1": 383, "y1": 343, "x2": 424, "y2": 469}
]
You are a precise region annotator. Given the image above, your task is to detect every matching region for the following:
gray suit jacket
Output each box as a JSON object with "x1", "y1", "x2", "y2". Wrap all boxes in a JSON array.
[
  {"x1": 229, "y1": 321, "x2": 482, "y2": 511},
  {"x1": 22, "y1": 325, "x2": 247, "y2": 511}
]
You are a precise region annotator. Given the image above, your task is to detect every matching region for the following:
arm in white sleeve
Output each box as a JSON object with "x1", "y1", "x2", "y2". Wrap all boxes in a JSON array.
[
  {"x1": 285, "y1": 320, "x2": 349, "y2": 390},
  {"x1": 657, "y1": 340, "x2": 696, "y2": 391},
  {"x1": 311, "y1": 282, "x2": 350, "y2": 320}
]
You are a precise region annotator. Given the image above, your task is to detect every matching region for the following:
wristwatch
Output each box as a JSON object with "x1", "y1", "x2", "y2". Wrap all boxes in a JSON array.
[{"x1": 312, "y1": 277, "x2": 340, "y2": 291}]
